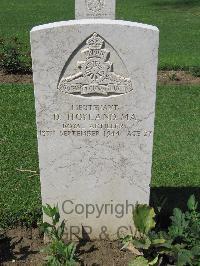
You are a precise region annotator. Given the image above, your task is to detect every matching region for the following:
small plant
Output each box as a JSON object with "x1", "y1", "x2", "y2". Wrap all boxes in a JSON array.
[
  {"x1": 40, "y1": 204, "x2": 77, "y2": 266},
  {"x1": 122, "y1": 204, "x2": 165, "y2": 265},
  {"x1": 167, "y1": 195, "x2": 200, "y2": 265},
  {"x1": 189, "y1": 66, "x2": 200, "y2": 77},
  {"x1": 123, "y1": 195, "x2": 200, "y2": 266},
  {"x1": 0, "y1": 37, "x2": 32, "y2": 74},
  {"x1": 128, "y1": 256, "x2": 159, "y2": 266},
  {"x1": 168, "y1": 72, "x2": 180, "y2": 81}
]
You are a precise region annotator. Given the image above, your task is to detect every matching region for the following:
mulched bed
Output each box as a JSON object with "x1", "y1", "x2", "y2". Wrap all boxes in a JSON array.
[
  {"x1": 0, "y1": 70, "x2": 200, "y2": 85},
  {"x1": 0, "y1": 227, "x2": 133, "y2": 265},
  {"x1": 0, "y1": 71, "x2": 32, "y2": 84},
  {"x1": 158, "y1": 70, "x2": 200, "y2": 85}
]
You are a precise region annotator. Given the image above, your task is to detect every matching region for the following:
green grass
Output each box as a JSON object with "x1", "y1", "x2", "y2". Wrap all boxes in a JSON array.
[
  {"x1": 0, "y1": 84, "x2": 41, "y2": 228},
  {"x1": 0, "y1": 0, "x2": 200, "y2": 69},
  {"x1": 118, "y1": 0, "x2": 200, "y2": 69},
  {"x1": 0, "y1": 84, "x2": 200, "y2": 227},
  {"x1": 152, "y1": 85, "x2": 200, "y2": 187}
]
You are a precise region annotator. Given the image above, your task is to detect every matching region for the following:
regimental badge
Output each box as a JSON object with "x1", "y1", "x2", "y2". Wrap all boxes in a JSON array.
[
  {"x1": 58, "y1": 33, "x2": 133, "y2": 97},
  {"x1": 86, "y1": 0, "x2": 105, "y2": 13}
]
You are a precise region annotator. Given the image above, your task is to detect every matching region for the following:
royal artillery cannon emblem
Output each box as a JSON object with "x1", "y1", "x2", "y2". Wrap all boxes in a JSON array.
[{"x1": 58, "y1": 33, "x2": 133, "y2": 96}]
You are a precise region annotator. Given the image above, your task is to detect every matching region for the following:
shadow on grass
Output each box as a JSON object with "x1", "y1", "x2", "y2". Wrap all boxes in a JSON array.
[
  {"x1": 150, "y1": 187, "x2": 200, "y2": 228},
  {"x1": 153, "y1": 0, "x2": 200, "y2": 9}
]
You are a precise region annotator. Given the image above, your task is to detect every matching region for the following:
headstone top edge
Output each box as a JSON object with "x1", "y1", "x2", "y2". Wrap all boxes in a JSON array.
[{"x1": 31, "y1": 20, "x2": 159, "y2": 34}]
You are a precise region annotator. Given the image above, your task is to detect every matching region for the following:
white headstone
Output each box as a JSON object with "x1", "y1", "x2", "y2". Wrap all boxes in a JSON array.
[
  {"x1": 31, "y1": 15, "x2": 159, "y2": 240},
  {"x1": 75, "y1": 0, "x2": 115, "y2": 19}
]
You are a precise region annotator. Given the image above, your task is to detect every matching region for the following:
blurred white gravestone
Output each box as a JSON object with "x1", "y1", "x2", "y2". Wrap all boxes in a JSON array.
[
  {"x1": 31, "y1": 0, "x2": 159, "y2": 240},
  {"x1": 75, "y1": 0, "x2": 115, "y2": 19}
]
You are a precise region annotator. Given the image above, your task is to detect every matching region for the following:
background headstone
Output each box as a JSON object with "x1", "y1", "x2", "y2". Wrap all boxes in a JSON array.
[
  {"x1": 75, "y1": 0, "x2": 115, "y2": 19},
  {"x1": 31, "y1": 3, "x2": 159, "y2": 239}
]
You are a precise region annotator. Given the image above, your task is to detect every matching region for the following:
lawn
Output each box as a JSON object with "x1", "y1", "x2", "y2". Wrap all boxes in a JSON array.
[
  {"x1": 152, "y1": 85, "x2": 200, "y2": 187},
  {"x1": 0, "y1": 84, "x2": 41, "y2": 228},
  {"x1": 0, "y1": 0, "x2": 199, "y2": 69},
  {"x1": 0, "y1": 84, "x2": 200, "y2": 227}
]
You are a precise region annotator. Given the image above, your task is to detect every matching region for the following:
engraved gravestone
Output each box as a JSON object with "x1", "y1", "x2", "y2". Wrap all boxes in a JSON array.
[
  {"x1": 75, "y1": 0, "x2": 115, "y2": 19},
  {"x1": 31, "y1": 0, "x2": 159, "y2": 240}
]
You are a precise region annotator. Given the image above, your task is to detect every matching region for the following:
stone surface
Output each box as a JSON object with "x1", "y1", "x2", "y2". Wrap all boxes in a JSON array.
[
  {"x1": 31, "y1": 19, "x2": 159, "y2": 240},
  {"x1": 75, "y1": 0, "x2": 115, "y2": 19}
]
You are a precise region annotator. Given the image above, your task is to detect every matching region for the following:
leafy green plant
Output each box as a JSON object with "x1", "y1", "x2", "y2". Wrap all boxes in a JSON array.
[
  {"x1": 40, "y1": 204, "x2": 77, "y2": 266},
  {"x1": 123, "y1": 195, "x2": 200, "y2": 266},
  {"x1": 122, "y1": 204, "x2": 165, "y2": 265},
  {"x1": 189, "y1": 66, "x2": 200, "y2": 77},
  {"x1": 167, "y1": 195, "x2": 200, "y2": 265},
  {"x1": 0, "y1": 37, "x2": 32, "y2": 74},
  {"x1": 133, "y1": 204, "x2": 156, "y2": 235},
  {"x1": 128, "y1": 256, "x2": 159, "y2": 266}
]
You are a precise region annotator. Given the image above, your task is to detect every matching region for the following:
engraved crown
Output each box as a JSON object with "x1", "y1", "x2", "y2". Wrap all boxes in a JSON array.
[{"x1": 86, "y1": 33, "x2": 104, "y2": 50}]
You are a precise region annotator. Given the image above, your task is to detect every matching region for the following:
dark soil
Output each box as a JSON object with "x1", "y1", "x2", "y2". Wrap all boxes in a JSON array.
[
  {"x1": 0, "y1": 227, "x2": 133, "y2": 265},
  {"x1": 0, "y1": 227, "x2": 43, "y2": 265},
  {"x1": 77, "y1": 240, "x2": 133, "y2": 265},
  {"x1": 0, "y1": 70, "x2": 200, "y2": 85}
]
